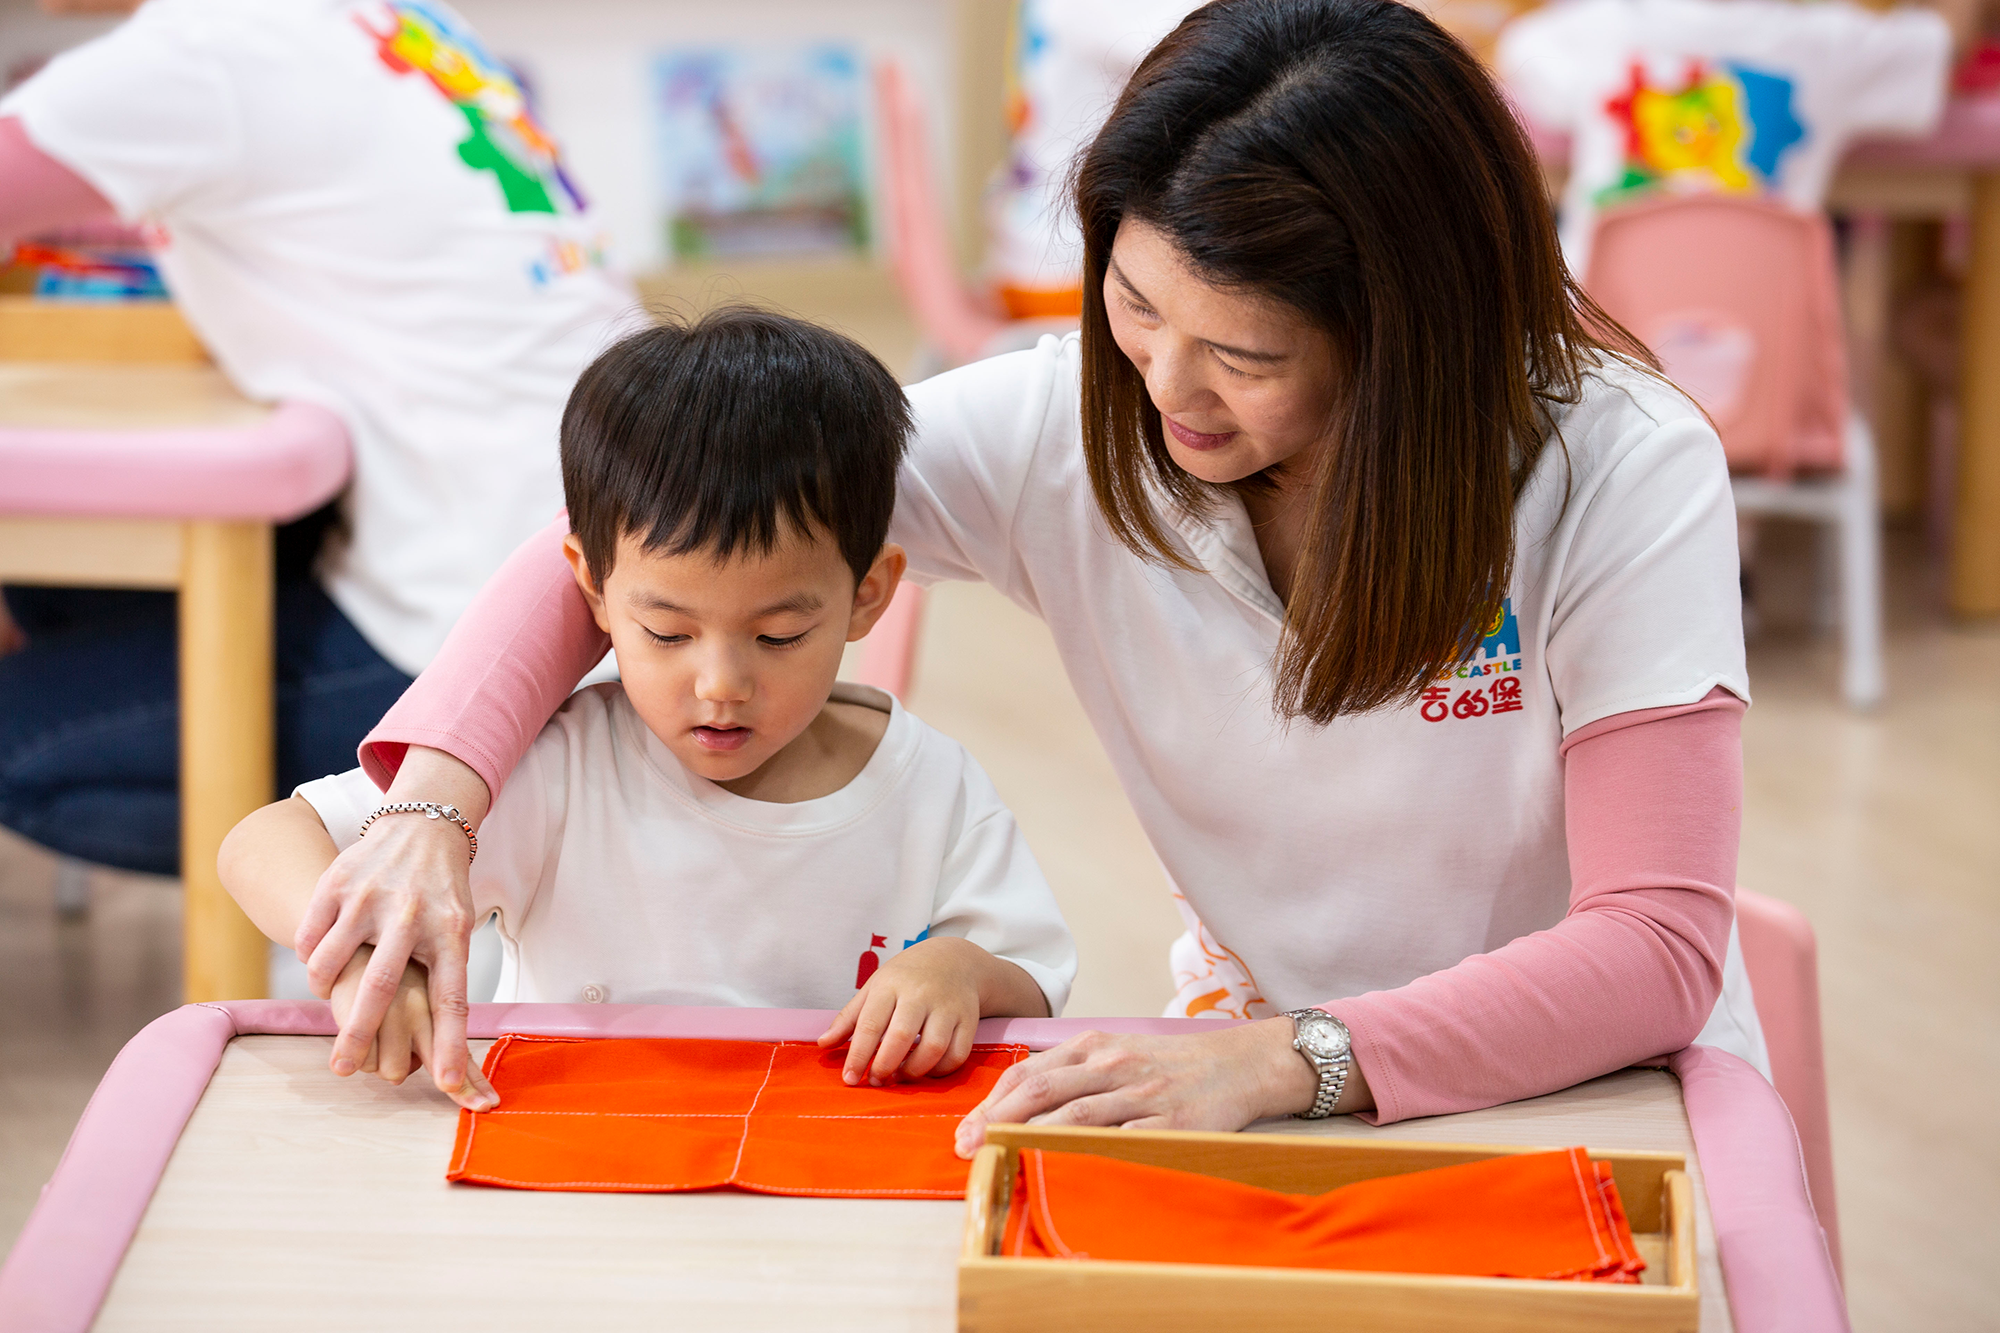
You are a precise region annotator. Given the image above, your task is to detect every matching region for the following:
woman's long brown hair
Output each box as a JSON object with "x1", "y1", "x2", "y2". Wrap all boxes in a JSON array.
[{"x1": 1075, "y1": 0, "x2": 1652, "y2": 723}]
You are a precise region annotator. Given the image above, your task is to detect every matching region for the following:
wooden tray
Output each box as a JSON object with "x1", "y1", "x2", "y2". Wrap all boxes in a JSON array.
[{"x1": 957, "y1": 1125, "x2": 1698, "y2": 1333}]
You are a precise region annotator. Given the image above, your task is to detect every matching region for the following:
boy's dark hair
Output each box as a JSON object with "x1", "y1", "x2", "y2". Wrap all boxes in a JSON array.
[{"x1": 562, "y1": 307, "x2": 912, "y2": 587}]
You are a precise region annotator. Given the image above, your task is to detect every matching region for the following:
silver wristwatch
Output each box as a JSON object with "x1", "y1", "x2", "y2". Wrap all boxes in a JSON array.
[{"x1": 1284, "y1": 1009, "x2": 1351, "y2": 1119}]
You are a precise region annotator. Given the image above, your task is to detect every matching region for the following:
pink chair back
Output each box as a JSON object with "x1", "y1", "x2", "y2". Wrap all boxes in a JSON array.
[
  {"x1": 1584, "y1": 195, "x2": 1848, "y2": 477},
  {"x1": 1734, "y1": 888, "x2": 1842, "y2": 1278},
  {"x1": 874, "y1": 62, "x2": 1006, "y2": 366},
  {"x1": 852, "y1": 581, "x2": 927, "y2": 700}
]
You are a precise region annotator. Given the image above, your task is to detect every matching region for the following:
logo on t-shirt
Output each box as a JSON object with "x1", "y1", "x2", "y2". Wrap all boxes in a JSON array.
[
  {"x1": 1596, "y1": 58, "x2": 1806, "y2": 209},
  {"x1": 1420, "y1": 598, "x2": 1526, "y2": 723},
  {"x1": 354, "y1": 2, "x2": 588, "y2": 216},
  {"x1": 853, "y1": 926, "x2": 934, "y2": 989}
]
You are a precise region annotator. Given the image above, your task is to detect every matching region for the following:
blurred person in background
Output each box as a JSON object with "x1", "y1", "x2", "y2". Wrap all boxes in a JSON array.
[
  {"x1": 0, "y1": 0, "x2": 634, "y2": 877},
  {"x1": 985, "y1": 0, "x2": 1202, "y2": 321},
  {"x1": 1498, "y1": 0, "x2": 1961, "y2": 275}
]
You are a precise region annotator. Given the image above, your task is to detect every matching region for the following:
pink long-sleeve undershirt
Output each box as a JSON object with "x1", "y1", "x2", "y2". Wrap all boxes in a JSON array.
[
  {"x1": 0, "y1": 117, "x2": 114, "y2": 249},
  {"x1": 361, "y1": 515, "x2": 1739, "y2": 1124}
]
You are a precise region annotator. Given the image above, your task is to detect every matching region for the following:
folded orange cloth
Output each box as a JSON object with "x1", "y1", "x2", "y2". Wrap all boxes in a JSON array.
[
  {"x1": 447, "y1": 1035, "x2": 1027, "y2": 1198},
  {"x1": 1001, "y1": 1146, "x2": 1645, "y2": 1283}
]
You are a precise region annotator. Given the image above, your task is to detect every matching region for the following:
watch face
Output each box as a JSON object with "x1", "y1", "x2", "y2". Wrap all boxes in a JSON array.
[{"x1": 1298, "y1": 1015, "x2": 1350, "y2": 1060}]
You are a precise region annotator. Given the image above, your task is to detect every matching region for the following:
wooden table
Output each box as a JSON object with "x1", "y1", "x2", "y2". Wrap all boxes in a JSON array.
[
  {"x1": 1832, "y1": 96, "x2": 2000, "y2": 616},
  {"x1": 5, "y1": 1004, "x2": 1851, "y2": 1332},
  {"x1": 91, "y1": 1037, "x2": 1727, "y2": 1331},
  {"x1": 0, "y1": 343, "x2": 349, "y2": 1001}
]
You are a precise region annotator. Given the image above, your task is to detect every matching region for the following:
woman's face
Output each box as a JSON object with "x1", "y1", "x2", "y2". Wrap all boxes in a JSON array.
[{"x1": 1104, "y1": 219, "x2": 1341, "y2": 487}]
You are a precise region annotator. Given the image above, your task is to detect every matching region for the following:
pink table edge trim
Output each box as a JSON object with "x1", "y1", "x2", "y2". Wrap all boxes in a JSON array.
[
  {"x1": 0, "y1": 399, "x2": 352, "y2": 522},
  {"x1": 0, "y1": 1003, "x2": 1841, "y2": 1333},
  {"x1": 1668, "y1": 1045, "x2": 1852, "y2": 1333}
]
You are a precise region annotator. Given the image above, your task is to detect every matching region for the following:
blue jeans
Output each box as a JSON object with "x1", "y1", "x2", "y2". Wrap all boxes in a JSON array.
[{"x1": 0, "y1": 578, "x2": 412, "y2": 875}]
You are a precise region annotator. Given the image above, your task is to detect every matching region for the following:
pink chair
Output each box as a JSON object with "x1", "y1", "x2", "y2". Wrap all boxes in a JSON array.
[
  {"x1": 1734, "y1": 887, "x2": 1841, "y2": 1278},
  {"x1": 874, "y1": 61, "x2": 1076, "y2": 373},
  {"x1": 1584, "y1": 195, "x2": 1884, "y2": 707},
  {"x1": 852, "y1": 581, "x2": 926, "y2": 700}
]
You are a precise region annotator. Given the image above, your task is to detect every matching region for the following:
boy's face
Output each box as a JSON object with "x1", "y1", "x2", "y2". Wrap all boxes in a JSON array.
[{"x1": 564, "y1": 525, "x2": 904, "y2": 785}]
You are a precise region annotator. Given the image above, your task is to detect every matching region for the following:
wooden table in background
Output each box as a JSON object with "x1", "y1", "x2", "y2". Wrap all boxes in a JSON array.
[
  {"x1": 1833, "y1": 96, "x2": 2000, "y2": 616},
  {"x1": 0, "y1": 302, "x2": 348, "y2": 1000}
]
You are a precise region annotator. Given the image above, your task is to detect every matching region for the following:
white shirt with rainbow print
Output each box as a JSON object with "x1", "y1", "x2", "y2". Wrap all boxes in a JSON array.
[{"x1": 1500, "y1": 0, "x2": 1951, "y2": 272}]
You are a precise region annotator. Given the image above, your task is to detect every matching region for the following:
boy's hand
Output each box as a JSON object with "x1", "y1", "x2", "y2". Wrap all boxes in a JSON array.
[
  {"x1": 328, "y1": 945, "x2": 497, "y2": 1111},
  {"x1": 817, "y1": 937, "x2": 996, "y2": 1086}
]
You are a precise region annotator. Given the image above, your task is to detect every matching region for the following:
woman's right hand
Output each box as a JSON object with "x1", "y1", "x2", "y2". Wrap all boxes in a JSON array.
[{"x1": 294, "y1": 745, "x2": 495, "y2": 1109}]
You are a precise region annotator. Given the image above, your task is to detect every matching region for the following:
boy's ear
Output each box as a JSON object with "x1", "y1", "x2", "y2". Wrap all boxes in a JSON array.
[
  {"x1": 561, "y1": 534, "x2": 615, "y2": 635},
  {"x1": 845, "y1": 543, "x2": 907, "y2": 642}
]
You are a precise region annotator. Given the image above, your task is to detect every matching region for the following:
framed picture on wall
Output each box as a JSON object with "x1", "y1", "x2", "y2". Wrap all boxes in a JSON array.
[{"x1": 653, "y1": 44, "x2": 870, "y2": 261}]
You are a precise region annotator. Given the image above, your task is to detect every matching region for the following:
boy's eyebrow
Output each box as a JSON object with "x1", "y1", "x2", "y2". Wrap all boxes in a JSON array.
[
  {"x1": 628, "y1": 591, "x2": 824, "y2": 617},
  {"x1": 1108, "y1": 258, "x2": 1290, "y2": 365},
  {"x1": 752, "y1": 592, "x2": 824, "y2": 617}
]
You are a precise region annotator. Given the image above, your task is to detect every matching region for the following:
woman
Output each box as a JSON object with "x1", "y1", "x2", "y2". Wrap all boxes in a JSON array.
[{"x1": 299, "y1": 0, "x2": 1765, "y2": 1135}]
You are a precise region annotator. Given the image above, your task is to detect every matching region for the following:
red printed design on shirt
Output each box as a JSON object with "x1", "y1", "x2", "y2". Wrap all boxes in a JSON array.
[
  {"x1": 1422, "y1": 598, "x2": 1528, "y2": 723},
  {"x1": 855, "y1": 933, "x2": 888, "y2": 988}
]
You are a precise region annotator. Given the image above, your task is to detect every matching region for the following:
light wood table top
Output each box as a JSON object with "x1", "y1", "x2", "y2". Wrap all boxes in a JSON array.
[
  {"x1": 0, "y1": 363, "x2": 268, "y2": 432},
  {"x1": 95, "y1": 1036, "x2": 1731, "y2": 1332}
]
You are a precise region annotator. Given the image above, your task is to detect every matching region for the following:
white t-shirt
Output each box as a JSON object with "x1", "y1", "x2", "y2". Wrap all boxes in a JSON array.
[
  {"x1": 1499, "y1": 0, "x2": 1951, "y2": 271},
  {"x1": 1, "y1": 0, "x2": 636, "y2": 674},
  {"x1": 985, "y1": 0, "x2": 1200, "y2": 297},
  {"x1": 893, "y1": 334, "x2": 1766, "y2": 1070},
  {"x1": 297, "y1": 682, "x2": 1077, "y2": 1014}
]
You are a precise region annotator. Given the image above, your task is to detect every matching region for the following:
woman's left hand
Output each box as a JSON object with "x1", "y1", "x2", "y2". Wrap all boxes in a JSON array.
[{"x1": 954, "y1": 1017, "x2": 1358, "y2": 1158}]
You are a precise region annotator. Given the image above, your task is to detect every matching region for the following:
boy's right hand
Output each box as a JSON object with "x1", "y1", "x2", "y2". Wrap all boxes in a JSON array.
[{"x1": 328, "y1": 945, "x2": 498, "y2": 1111}]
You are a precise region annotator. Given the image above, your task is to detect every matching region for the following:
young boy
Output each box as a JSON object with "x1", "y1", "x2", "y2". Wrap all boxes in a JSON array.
[{"x1": 219, "y1": 309, "x2": 1076, "y2": 1110}]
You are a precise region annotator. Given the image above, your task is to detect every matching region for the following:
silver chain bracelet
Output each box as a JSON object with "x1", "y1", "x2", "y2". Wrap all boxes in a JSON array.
[{"x1": 357, "y1": 801, "x2": 478, "y2": 863}]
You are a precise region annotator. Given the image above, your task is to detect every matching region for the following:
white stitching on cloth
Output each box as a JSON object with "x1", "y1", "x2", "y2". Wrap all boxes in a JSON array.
[
  {"x1": 449, "y1": 1033, "x2": 520, "y2": 1178},
  {"x1": 1028, "y1": 1150, "x2": 1085, "y2": 1259},
  {"x1": 726, "y1": 1044, "x2": 781, "y2": 1183},
  {"x1": 457, "y1": 1034, "x2": 1035, "y2": 1192},
  {"x1": 1566, "y1": 1146, "x2": 1613, "y2": 1269}
]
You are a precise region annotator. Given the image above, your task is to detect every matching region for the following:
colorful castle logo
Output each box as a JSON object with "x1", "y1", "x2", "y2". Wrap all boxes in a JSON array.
[
  {"x1": 355, "y1": 2, "x2": 586, "y2": 216},
  {"x1": 1597, "y1": 59, "x2": 1806, "y2": 208},
  {"x1": 1478, "y1": 599, "x2": 1521, "y2": 660}
]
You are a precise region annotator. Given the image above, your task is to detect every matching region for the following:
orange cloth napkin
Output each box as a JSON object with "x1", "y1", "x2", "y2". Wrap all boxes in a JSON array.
[
  {"x1": 447, "y1": 1034, "x2": 1027, "y2": 1198},
  {"x1": 1001, "y1": 1146, "x2": 1645, "y2": 1283}
]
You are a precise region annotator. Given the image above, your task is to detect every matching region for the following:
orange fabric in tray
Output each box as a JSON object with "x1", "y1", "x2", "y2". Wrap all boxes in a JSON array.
[
  {"x1": 1001, "y1": 1146, "x2": 1645, "y2": 1283},
  {"x1": 448, "y1": 1035, "x2": 1027, "y2": 1198}
]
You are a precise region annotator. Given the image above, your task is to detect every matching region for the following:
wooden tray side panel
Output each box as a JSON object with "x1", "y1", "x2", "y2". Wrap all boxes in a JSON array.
[
  {"x1": 959, "y1": 1258, "x2": 1700, "y2": 1333},
  {"x1": 961, "y1": 1146, "x2": 1008, "y2": 1261},
  {"x1": 981, "y1": 1125, "x2": 1682, "y2": 1229},
  {"x1": 1665, "y1": 1169, "x2": 1698, "y2": 1291}
]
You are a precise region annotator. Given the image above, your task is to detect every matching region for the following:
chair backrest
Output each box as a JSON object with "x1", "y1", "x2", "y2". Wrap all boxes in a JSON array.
[
  {"x1": 852, "y1": 581, "x2": 927, "y2": 700},
  {"x1": 1734, "y1": 887, "x2": 1842, "y2": 1278},
  {"x1": 1584, "y1": 195, "x2": 1849, "y2": 477},
  {"x1": 873, "y1": 62, "x2": 1005, "y2": 367}
]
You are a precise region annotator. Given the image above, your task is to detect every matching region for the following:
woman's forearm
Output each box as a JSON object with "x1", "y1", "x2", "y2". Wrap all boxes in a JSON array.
[
  {"x1": 383, "y1": 745, "x2": 493, "y2": 825},
  {"x1": 1327, "y1": 690, "x2": 1742, "y2": 1124},
  {"x1": 360, "y1": 514, "x2": 607, "y2": 794},
  {"x1": 0, "y1": 117, "x2": 113, "y2": 248}
]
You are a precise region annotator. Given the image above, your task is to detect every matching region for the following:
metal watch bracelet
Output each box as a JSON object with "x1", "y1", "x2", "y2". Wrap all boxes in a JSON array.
[
  {"x1": 1283, "y1": 1008, "x2": 1351, "y2": 1119},
  {"x1": 356, "y1": 801, "x2": 478, "y2": 863}
]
